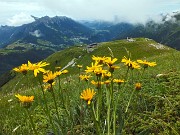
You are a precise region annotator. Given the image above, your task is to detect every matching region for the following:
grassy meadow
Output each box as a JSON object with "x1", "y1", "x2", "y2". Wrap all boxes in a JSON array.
[{"x1": 0, "y1": 38, "x2": 180, "y2": 135}]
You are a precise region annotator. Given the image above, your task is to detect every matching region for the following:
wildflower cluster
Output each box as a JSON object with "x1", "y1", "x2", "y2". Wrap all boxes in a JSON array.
[
  {"x1": 78, "y1": 55, "x2": 156, "y2": 134},
  {"x1": 13, "y1": 61, "x2": 69, "y2": 134},
  {"x1": 13, "y1": 61, "x2": 50, "y2": 76},
  {"x1": 79, "y1": 55, "x2": 157, "y2": 105},
  {"x1": 13, "y1": 54, "x2": 157, "y2": 134}
]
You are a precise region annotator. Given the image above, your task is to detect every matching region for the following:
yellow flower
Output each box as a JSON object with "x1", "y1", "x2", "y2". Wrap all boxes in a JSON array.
[
  {"x1": 15, "y1": 94, "x2": 34, "y2": 103},
  {"x1": 131, "y1": 61, "x2": 141, "y2": 69},
  {"x1": 108, "y1": 65, "x2": 120, "y2": 73},
  {"x1": 137, "y1": 60, "x2": 157, "y2": 68},
  {"x1": 28, "y1": 61, "x2": 49, "y2": 77},
  {"x1": 55, "y1": 71, "x2": 62, "y2": 77},
  {"x1": 113, "y1": 79, "x2": 125, "y2": 85},
  {"x1": 15, "y1": 94, "x2": 34, "y2": 108},
  {"x1": 44, "y1": 82, "x2": 56, "y2": 92},
  {"x1": 104, "y1": 80, "x2": 111, "y2": 88},
  {"x1": 13, "y1": 64, "x2": 29, "y2": 75},
  {"x1": 92, "y1": 55, "x2": 106, "y2": 64},
  {"x1": 61, "y1": 70, "x2": 68, "y2": 74},
  {"x1": 121, "y1": 56, "x2": 132, "y2": 67},
  {"x1": 91, "y1": 80, "x2": 104, "y2": 88},
  {"x1": 94, "y1": 67, "x2": 107, "y2": 77},
  {"x1": 80, "y1": 88, "x2": 96, "y2": 105},
  {"x1": 102, "y1": 72, "x2": 111, "y2": 79},
  {"x1": 85, "y1": 62, "x2": 102, "y2": 73},
  {"x1": 104, "y1": 80, "x2": 111, "y2": 84},
  {"x1": 43, "y1": 71, "x2": 57, "y2": 84},
  {"x1": 55, "y1": 70, "x2": 68, "y2": 77},
  {"x1": 121, "y1": 56, "x2": 140, "y2": 69},
  {"x1": 79, "y1": 74, "x2": 91, "y2": 81},
  {"x1": 105, "y1": 57, "x2": 118, "y2": 66},
  {"x1": 77, "y1": 65, "x2": 83, "y2": 68},
  {"x1": 135, "y1": 83, "x2": 142, "y2": 90}
]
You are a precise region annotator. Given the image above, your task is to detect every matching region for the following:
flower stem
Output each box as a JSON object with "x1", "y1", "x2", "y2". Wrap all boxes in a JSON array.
[
  {"x1": 25, "y1": 109, "x2": 38, "y2": 135},
  {"x1": 38, "y1": 77, "x2": 56, "y2": 134},
  {"x1": 51, "y1": 85, "x2": 60, "y2": 121},
  {"x1": 91, "y1": 103, "x2": 101, "y2": 134},
  {"x1": 96, "y1": 76, "x2": 102, "y2": 122},
  {"x1": 125, "y1": 89, "x2": 135, "y2": 113}
]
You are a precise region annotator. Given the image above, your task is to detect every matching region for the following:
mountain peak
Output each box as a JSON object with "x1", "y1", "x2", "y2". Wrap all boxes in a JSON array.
[{"x1": 31, "y1": 15, "x2": 39, "y2": 21}]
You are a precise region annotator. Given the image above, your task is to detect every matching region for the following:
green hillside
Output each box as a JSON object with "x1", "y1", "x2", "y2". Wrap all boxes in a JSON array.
[
  {"x1": 0, "y1": 38, "x2": 175, "y2": 92},
  {"x1": 0, "y1": 38, "x2": 180, "y2": 134}
]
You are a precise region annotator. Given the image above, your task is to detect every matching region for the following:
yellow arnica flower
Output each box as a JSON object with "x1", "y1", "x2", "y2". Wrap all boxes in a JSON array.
[
  {"x1": 61, "y1": 70, "x2": 68, "y2": 74},
  {"x1": 13, "y1": 64, "x2": 29, "y2": 75},
  {"x1": 137, "y1": 60, "x2": 157, "y2": 68},
  {"x1": 121, "y1": 56, "x2": 140, "y2": 69},
  {"x1": 77, "y1": 65, "x2": 83, "y2": 68},
  {"x1": 113, "y1": 79, "x2": 125, "y2": 85},
  {"x1": 92, "y1": 55, "x2": 106, "y2": 64},
  {"x1": 131, "y1": 61, "x2": 141, "y2": 69},
  {"x1": 108, "y1": 65, "x2": 120, "y2": 73},
  {"x1": 85, "y1": 62, "x2": 102, "y2": 73},
  {"x1": 15, "y1": 94, "x2": 34, "y2": 103},
  {"x1": 105, "y1": 57, "x2": 118, "y2": 66},
  {"x1": 79, "y1": 74, "x2": 91, "y2": 81},
  {"x1": 28, "y1": 61, "x2": 49, "y2": 77},
  {"x1": 104, "y1": 80, "x2": 111, "y2": 84},
  {"x1": 43, "y1": 71, "x2": 57, "y2": 84},
  {"x1": 102, "y1": 72, "x2": 111, "y2": 79},
  {"x1": 121, "y1": 56, "x2": 132, "y2": 67},
  {"x1": 44, "y1": 82, "x2": 56, "y2": 92},
  {"x1": 55, "y1": 71, "x2": 62, "y2": 77},
  {"x1": 80, "y1": 88, "x2": 96, "y2": 105},
  {"x1": 94, "y1": 67, "x2": 107, "y2": 76},
  {"x1": 91, "y1": 80, "x2": 104, "y2": 88},
  {"x1": 135, "y1": 83, "x2": 142, "y2": 90}
]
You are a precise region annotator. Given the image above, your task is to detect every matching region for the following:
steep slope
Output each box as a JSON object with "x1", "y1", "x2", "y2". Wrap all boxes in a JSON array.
[{"x1": 0, "y1": 26, "x2": 18, "y2": 48}]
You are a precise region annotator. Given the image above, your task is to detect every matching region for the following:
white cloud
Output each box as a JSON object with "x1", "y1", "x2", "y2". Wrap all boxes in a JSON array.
[
  {"x1": 29, "y1": 30, "x2": 43, "y2": 37},
  {"x1": 0, "y1": 0, "x2": 180, "y2": 25},
  {"x1": 7, "y1": 13, "x2": 34, "y2": 26},
  {"x1": 39, "y1": 0, "x2": 180, "y2": 23},
  {"x1": 0, "y1": 1, "x2": 44, "y2": 25}
]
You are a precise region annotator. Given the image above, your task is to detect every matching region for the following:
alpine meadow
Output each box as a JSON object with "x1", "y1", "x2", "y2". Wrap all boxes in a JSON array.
[{"x1": 0, "y1": 38, "x2": 180, "y2": 134}]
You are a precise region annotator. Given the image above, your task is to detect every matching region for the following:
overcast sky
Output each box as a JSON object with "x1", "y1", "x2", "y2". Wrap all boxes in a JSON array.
[{"x1": 0, "y1": 0, "x2": 179, "y2": 26}]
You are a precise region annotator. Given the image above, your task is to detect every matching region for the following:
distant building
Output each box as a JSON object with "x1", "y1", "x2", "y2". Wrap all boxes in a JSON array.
[
  {"x1": 87, "y1": 43, "x2": 98, "y2": 53},
  {"x1": 145, "y1": 38, "x2": 152, "y2": 41},
  {"x1": 87, "y1": 43, "x2": 98, "y2": 48},
  {"x1": 126, "y1": 37, "x2": 135, "y2": 42}
]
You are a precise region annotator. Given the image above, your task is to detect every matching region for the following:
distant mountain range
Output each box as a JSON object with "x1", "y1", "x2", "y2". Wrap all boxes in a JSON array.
[
  {"x1": 0, "y1": 12, "x2": 179, "y2": 75},
  {"x1": 0, "y1": 16, "x2": 93, "y2": 48},
  {"x1": 81, "y1": 12, "x2": 180, "y2": 50}
]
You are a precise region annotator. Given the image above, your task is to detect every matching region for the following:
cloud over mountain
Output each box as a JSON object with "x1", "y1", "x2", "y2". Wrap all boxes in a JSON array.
[{"x1": 0, "y1": 0, "x2": 180, "y2": 26}]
